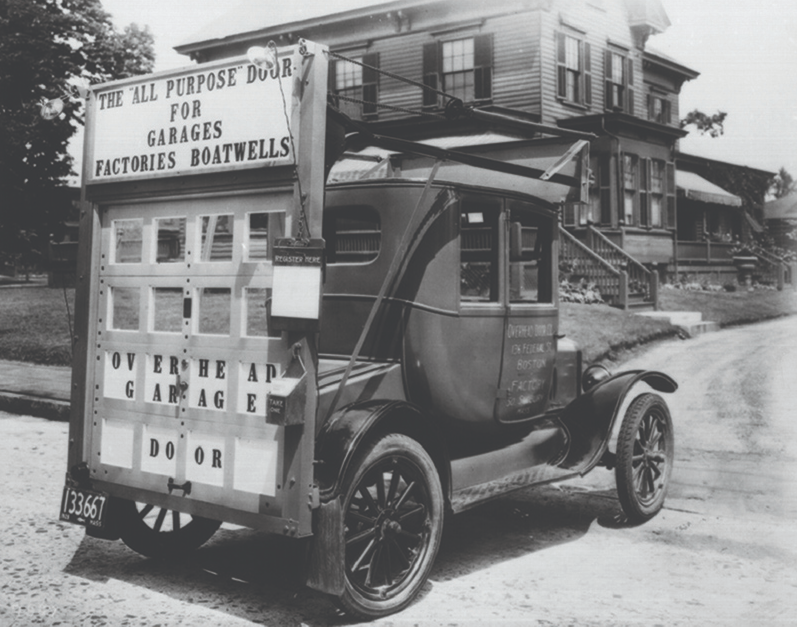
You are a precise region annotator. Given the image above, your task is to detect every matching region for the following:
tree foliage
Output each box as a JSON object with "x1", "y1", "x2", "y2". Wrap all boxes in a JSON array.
[
  {"x1": 0, "y1": 0, "x2": 154, "y2": 268},
  {"x1": 771, "y1": 167, "x2": 795, "y2": 199},
  {"x1": 679, "y1": 109, "x2": 727, "y2": 138}
]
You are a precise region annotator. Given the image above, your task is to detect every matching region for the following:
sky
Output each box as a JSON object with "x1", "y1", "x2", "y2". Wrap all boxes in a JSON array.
[{"x1": 79, "y1": 0, "x2": 797, "y2": 181}]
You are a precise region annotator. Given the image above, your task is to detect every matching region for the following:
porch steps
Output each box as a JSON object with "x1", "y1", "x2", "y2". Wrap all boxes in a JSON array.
[{"x1": 635, "y1": 310, "x2": 720, "y2": 337}]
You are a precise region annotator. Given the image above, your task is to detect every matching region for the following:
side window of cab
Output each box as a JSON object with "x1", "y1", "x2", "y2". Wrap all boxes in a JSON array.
[
  {"x1": 459, "y1": 199, "x2": 501, "y2": 302},
  {"x1": 508, "y1": 200, "x2": 553, "y2": 304},
  {"x1": 323, "y1": 205, "x2": 381, "y2": 264}
]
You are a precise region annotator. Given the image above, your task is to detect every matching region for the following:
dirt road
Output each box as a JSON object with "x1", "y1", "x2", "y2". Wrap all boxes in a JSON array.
[{"x1": 1, "y1": 317, "x2": 796, "y2": 626}]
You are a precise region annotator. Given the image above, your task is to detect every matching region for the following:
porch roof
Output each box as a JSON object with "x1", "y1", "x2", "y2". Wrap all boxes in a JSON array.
[{"x1": 676, "y1": 171, "x2": 742, "y2": 207}]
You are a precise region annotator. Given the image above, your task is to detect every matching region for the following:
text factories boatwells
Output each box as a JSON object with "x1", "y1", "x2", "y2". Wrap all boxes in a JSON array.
[{"x1": 88, "y1": 57, "x2": 298, "y2": 182}]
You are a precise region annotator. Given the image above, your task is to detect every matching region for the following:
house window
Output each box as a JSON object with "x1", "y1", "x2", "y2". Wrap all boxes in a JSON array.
[
  {"x1": 329, "y1": 53, "x2": 379, "y2": 119},
  {"x1": 648, "y1": 93, "x2": 672, "y2": 125},
  {"x1": 604, "y1": 49, "x2": 634, "y2": 113},
  {"x1": 623, "y1": 154, "x2": 638, "y2": 225},
  {"x1": 556, "y1": 33, "x2": 592, "y2": 106},
  {"x1": 650, "y1": 160, "x2": 665, "y2": 227},
  {"x1": 423, "y1": 35, "x2": 492, "y2": 108},
  {"x1": 639, "y1": 159, "x2": 675, "y2": 228}
]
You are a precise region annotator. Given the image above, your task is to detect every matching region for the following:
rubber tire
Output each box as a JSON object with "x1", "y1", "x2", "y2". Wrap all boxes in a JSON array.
[
  {"x1": 117, "y1": 499, "x2": 221, "y2": 558},
  {"x1": 615, "y1": 393, "x2": 674, "y2": 523},
  {"x1": 337, "y1": 433, "x2": 444, "y2": 620}
]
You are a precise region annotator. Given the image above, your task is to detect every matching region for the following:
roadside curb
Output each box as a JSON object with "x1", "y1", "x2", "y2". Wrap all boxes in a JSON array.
[{"x1": 0, "y1": 391, "x2": 70, "y2": 422}]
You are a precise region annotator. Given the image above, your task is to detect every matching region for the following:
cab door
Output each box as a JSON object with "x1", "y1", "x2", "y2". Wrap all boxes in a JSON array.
[{"x1": 495, "y1": 200, "x2": 558, "y2": 423}]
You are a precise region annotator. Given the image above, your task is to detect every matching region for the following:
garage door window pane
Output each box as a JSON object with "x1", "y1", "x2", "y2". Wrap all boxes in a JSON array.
[
  {"x1": 113, "y1": 219, "x2": 142, "y2": 264},
  {"x1": 198, "y1": 288, "x2": 231, "y2": 335},
  {"x1": 245, "y1": 288, "x2": 279, "y2": 337},
  {"x1": 155, "y1": 217, "x2": 186, "y2": 263},
  {"x1": 200, "y1": 215, "x2": 234, "y2": 262},
  {"x1": 153, "y1": 288, "x2": 183, "y2": 333},
  {"x1": 111, "y1": 287, "x2": 140, "y2": 330},
  {"x1": 247, "y1": 212, "x2": 285, "y2": 261}
]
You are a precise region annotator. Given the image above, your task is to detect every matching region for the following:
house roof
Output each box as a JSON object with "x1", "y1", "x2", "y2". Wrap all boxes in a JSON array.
[
  {"x1": 177, "y1": 0, "x2": 388, "y2": 51},
  {"x1": 764, "y1": 193, "x2": 797, "y2": 220},
  {"x1": 676, "y1": 171, "x2": 742, "y2": 207}
]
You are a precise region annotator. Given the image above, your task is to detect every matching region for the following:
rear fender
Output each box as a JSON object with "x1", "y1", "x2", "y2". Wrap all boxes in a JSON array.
[
  {"x1": 557, "y1": 370, "x2": 677, "y2": 473},
  {"x1": 314, "y1": 400, "x2": 450, "y2": 503},
  {"x1": 307, "y1": 400, "x2": 449, "y2": 596}
]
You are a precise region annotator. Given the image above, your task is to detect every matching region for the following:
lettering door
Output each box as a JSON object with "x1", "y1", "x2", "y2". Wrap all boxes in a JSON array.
[{"x1": 90, "y1": 192, "x2": 293, "y2": 515}]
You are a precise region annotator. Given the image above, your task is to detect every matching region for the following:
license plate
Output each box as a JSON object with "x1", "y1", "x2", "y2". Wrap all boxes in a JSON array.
[{"x1": 59, "y1": 486, "x2": 108, "y2": 529}]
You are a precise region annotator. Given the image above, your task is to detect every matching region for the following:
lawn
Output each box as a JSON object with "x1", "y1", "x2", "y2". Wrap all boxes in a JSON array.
[
  {"x1": 1, "y1": 285, "x2": 795, "y2": 367},
  {"x1": 0, "y1": 287, "x2": 75, "y2": 365}
]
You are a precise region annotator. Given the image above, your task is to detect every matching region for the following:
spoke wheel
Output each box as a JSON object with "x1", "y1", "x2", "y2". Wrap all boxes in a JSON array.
[
  {"x1": 117, "y1": 499, "x2": 221, "y2": 558},
  {"x1": 338, "y1": 433, "x2": 443, "y2": 620},
  {"x1": 615, "y1": 393, "x2": 674, "y2": 523}
]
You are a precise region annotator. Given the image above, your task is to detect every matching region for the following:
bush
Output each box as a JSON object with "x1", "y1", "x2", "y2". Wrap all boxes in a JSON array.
[{"x1": 559, "y1": 279, "x2": 604, "y2": 304}]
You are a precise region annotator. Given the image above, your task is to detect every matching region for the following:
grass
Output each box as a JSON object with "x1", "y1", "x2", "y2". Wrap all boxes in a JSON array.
[
  {"x1": 1, "y1": 285, "x2": 796, "y2": 368},
  {"x1": 559, "y1": 302, "x2": 676, "y2": 364},
  {"x1": 659, "y1": 286, "x2": 797, "y2": 327},
  {"x1": 0, "y1": 287, "x2": 75, "y2": 366}
]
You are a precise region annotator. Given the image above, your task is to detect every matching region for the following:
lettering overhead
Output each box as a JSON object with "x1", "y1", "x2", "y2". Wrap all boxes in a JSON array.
[{"x1": 89, "y1": 53, "x2": 297, "y2": 182}]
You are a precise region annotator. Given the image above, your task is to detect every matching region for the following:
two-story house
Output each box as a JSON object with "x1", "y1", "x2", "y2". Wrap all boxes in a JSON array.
[{"x1": 175, "y1": 0, "x2": 768, "y2": 289}]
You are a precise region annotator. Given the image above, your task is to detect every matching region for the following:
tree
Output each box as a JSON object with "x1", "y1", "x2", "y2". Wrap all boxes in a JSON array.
[
  {"x1": 0, "y1": 0, "x2": 154, "y2": 271},
  {"x1": 679, "y1": 109, "x2": 727, "y2": 138},
  {"x1": 771, "y1": 167, "x2": 795, "y2": 199}
]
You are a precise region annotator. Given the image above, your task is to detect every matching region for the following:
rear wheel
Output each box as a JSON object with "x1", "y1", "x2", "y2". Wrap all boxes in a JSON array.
[
  {"x1": 117, "y1": 499, "x2": 221, "y2": 558},
  {"x1": 338, "y1": 433, "x2": 444, "y2": 620},
  {"x1": 615, "y1": 393, "x2": 674, "y2": 523}
]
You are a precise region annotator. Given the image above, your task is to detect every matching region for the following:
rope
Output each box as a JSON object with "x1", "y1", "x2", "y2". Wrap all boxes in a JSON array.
[
  {"x1": 272, "y1": 41, "x2": 311, "y2": 242},
  {"x1": 326, "y1": 49, "x2": 458, "y2": 103},
  {"x1": 330, "y1": 92, "x2": 446, "y2": 120}
]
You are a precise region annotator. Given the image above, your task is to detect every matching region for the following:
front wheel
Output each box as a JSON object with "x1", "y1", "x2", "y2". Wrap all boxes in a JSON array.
[
  {"x1": 337, "y1": 433, "x2": 444, "y2": 620},
  {"x1": 615, "y1": 393, "x2": 674, "y2": 523},
  {"x1": 117, "y1": 499, "x2": 221, "y2": 558}
]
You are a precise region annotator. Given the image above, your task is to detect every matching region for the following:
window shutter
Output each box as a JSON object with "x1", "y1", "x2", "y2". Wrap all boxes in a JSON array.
[
  {"x1": 663, "y1": 99, "x2": 672, "y2": 125},
  {"x1": 666, "y1": 162, "x2": 676, "y2": 228},
  {"x1": 604, "y1": 48, "x2": 613, "y2": 109},
  {"x1": 583, "y1": 42, "x2": 592, "y2": 106},
  {"x1": 422, "y1": 42, "x2": 440, "y2": 107},
  {"x1": 361, "y1": 52, "x2": 379, "y2": 116},
  {"x1": 556, "y1": 32, "x2": 567, "y2": 99},
  {"x1": 626, "y1": 56, "x2": 634, "y2": 115},
  {"x1": 647, "y1": 93, "x2": 653, "y2": 120},
  {"x1": 599, "y1": 153, "x2": 612, "y2": 225},
  {"x1": 474, "y1": 34, "x2": 493, "y2": 101},
  {"x1": 639, "y1": 158, "x2": 650, "y2": 227},
  {"x1": 619, "y1": 151, "x2": 627, "y2": 224}
]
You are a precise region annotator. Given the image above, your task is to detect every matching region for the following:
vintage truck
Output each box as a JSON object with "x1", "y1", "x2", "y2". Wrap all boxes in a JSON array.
[{"x1": 59, "y1": 40, "x2": 676, "y2": 619}]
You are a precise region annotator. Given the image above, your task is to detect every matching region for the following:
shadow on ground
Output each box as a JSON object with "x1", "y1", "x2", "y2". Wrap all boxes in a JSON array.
[{"x1": 63, "y1": 485, "x2": 625, "y2": 625}]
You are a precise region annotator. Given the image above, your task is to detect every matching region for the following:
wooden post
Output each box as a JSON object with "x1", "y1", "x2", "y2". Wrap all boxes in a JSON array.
[
  {"x1": 650, "y1": 269, "x2": 660, "y2": 310},
  {"x1": 777, "y1": 263, "x2": 785, "y2": 291},
  {"x1": 619, "y1": 270, "x2": 629, "y2": 310}
]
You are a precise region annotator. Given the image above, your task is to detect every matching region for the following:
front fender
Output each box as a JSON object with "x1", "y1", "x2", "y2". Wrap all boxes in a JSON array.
[
  {"x1": 314, "y1": 400, "x2": 449, "y2": 503},
  {"x1": 557, "y1": 370, "x2": 677, "y2": 473}
]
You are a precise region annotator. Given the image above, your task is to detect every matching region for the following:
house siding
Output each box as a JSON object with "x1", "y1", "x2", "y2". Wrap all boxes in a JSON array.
[{"x1": 541, "y1": 0, "x2": 642, "y2": 125}]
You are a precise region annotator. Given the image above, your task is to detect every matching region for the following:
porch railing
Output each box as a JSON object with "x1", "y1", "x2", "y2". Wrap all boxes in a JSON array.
[
  {"x1": 559, "y1": 226, "x2": 625, "y2": 307},
  {"x1": 586, "y1": 226, "x2": 654, "y2": 302},
  {"x1": 677, "y1": 240, "x2": 735, "y2": 263},
  {"x1": 749, "y1": 243, "x2": 793, "y2": 288}
]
